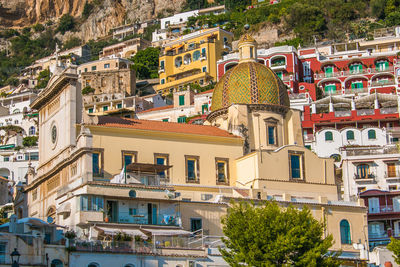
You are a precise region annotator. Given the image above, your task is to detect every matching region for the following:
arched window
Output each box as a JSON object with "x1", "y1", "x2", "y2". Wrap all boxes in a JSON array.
[
  {"x1": 13, "y1": 109, "x2": 20, "y2": 114},
  {"x1": 124, "y1": 265, "x2": 135, "y2": 267},
  {"x1": 51, "y1": 259, "x2": 63, "y2": 267},
  {"x1": 175, "y1": 56, "x2": 182, "y2": 68},
  {"x1": 368, "y1": 129, "x2": 376, "y2": 140},
  {"x1": 193, "y1": 50, "x2": 200, "y2": 61},
  {"x1": 340, "y1": 219, "x2": 351, "y2": 244},
  {"x1": 29, "y1": 126, "x2": 36, "y2": 136},
  {"x1": 88, "y1": 263, "x2": 100, "y2": 267},
  {"x1": 184, "y1": 54, "x2": 191, "y2": 65},
  {"x1": 346, "y1": 130, "x2": 354, "y2": 141},
  {"x1": 325, "y1": 131, "x2": 333, "y2": 141}
]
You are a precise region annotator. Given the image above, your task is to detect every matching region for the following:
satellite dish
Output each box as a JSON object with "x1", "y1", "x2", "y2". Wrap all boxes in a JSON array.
[{"x1": 47, "y1": 216, "x2": 54, "y2": 224}]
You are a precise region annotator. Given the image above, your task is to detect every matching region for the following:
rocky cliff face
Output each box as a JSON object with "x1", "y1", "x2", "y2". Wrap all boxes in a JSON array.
[{"x1": 0, "y1": 0, "x2": 186, "y2": 41}]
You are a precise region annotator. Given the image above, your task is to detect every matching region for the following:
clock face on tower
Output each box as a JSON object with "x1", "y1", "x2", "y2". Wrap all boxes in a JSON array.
[{"x1": 51, "y1": 125, "x2": 57, "y2": 144}]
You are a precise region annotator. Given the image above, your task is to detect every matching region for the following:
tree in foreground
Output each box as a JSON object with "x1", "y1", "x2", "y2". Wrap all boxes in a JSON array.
[
  {"x1": 220, "y1": 201, "x2": 340, "y2": 267},
  {"x1": 388, "y1": 237, "x2": 400, "y2": 264}
]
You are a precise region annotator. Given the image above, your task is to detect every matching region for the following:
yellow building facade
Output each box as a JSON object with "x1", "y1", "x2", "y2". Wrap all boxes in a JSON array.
[
  {"x1": 157, "y1": 27, "x2": 233, "y2": 95},
  {"x1": 22, "y1": 32, "x2": 368, "y2": 263}
]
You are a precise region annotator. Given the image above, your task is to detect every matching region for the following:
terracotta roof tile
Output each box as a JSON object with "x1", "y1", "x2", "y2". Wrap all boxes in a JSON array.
[
  {"x1": 197, "y1": 89, "x2": 214, "y2": 95},
  {"x1": 139, "y1": 105, "x2": 173, "y2": 113},
  {"x1": 95, "y1": 116, "x2": 241, "y2": 139}
]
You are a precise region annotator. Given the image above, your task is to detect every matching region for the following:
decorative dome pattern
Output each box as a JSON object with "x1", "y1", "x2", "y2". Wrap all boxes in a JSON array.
[{"x1": 211, "y1": 62, "x2": 290, "y2": 111}]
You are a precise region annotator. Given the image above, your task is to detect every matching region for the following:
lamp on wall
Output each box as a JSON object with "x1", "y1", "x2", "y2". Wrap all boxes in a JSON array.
[{"x1": 10, "y1": 248, "x2": 20, "y2": 267}]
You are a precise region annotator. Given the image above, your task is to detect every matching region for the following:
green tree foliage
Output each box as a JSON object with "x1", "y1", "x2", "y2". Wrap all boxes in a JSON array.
[
  {"x1": 131, "y1": 47, "x2": 160, "y2": 79},
  {"x1": 56, "y1": 14, "x2": 76, "y2": 35},
  {"x1": 86, "y1": 39, "x2": 119, "y2": 61},
  {"x1": 32, "y1": 23, "x2": 45, "y2": 33},
  {"x1": 82, "y1": 1, "x2": 94, "y2": 19},
  {"x1": 35, "y1": 69, "x2": 51, "y2": 89},
  {"x1": 220, "y1": 201, "x2": 340, "y2": 267},
  {"x1": 388, "y1": 237, "x2": 400, "y2": 264},
  {"x1": 63, "y1": 37, "x2": 82, "y2": 50},
  {"x1": 0, "y1": 206, "x2": 12, "y2": 225},
  {"x1": 82, "y1": 86, "x2": 95, "y2": 95},
  {"x1": 0, "y1": 29, "x2": 58, "y2": 87},
  {"x1": 23, "y1": 136, "x2": 38, "y2": 147}
]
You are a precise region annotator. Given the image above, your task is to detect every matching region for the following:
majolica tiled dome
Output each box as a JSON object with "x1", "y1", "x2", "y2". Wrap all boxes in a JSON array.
[{"x1": 211, "y1": 62, "x2": 290, "y2": 111}]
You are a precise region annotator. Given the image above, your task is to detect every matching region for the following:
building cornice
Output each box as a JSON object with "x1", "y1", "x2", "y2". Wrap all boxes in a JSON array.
[{"x1": 30, "y1": 71, "x2": 78, "y2": 110}]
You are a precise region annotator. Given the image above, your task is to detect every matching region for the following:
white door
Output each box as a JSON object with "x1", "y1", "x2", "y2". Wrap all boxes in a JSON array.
[{"x1": 368, "y1": 197, "x2": 380, "y2": 213}]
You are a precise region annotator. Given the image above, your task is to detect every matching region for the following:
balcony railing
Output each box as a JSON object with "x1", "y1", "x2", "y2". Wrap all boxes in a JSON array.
[
  {"x1": 381, "y1": 107, "x2": 398, "y2": 114},
  {"x1": 335, "y1": 110, "x2": 351, "y2": 117},
  {"x1": 315, "y1": 66, "x2": 395, "y2": 80},
  {"x1": 115, "y1": 212, "x2": 180, "y2": 226},
  {"x1": 371, "y1": 80, "x2": 396, "y2": 87},
  {"x1": 303, "y1": 134, "x2": 314, "y2": 142},
  {"x1": 344, "y1": 145, "x2": 399, "y2": 156},
  {"x1": 356, "y1": 109, "x2": 375, "y2": 116},
  {"x1": 354, "y1": 173, "x2": 376, "y2": 179},
  {"x1": 368, "y1": 232, "x2": 389, "y2": 239},
  {"x1": 74, "y1": 240, "x2": 155, "y2": 254},
  {"x1": 369, "y1": 205, "x2": 400, "y2": 214}
]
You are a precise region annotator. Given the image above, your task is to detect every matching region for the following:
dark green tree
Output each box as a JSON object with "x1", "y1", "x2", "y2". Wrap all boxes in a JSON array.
[
  {"x1": 23, "y1": 136, "x2": 38, "y2": 147},
  {"x1": 131, "y1": 47, "x2": 160, "y2": 79},
  {"x1": 35, "y1": 69, "x2": 51, "y2": 89},
  {"x1": 82, "y1": 1, "x2": 94, "y2": 19},
  {"x1": 388, "y1": 237, "x2": 400, "y2": 264},
  {"x1": 63, "y1": 37, "x2": 82, "y2": 50},
  {"x1": 220, "y1": 201, "x2": 340, "y2": 267},
  {"x1": 56, "y1": 14, "x2": 76, "y2": 34}
]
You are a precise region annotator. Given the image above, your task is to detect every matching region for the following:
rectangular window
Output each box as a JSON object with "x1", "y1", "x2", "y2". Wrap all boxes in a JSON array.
[
  {"x1": 81, "y1": 195, "x2": 104, "y2": 211},
  {"x1": 155, "y1": 153, "x2": 169, "y2": 179},
  {"x1": 268, "y1": 126, "x2": 276, "y2": 145},
  {"x1": 30, "y1": 152, "x2": 39, "y2": 161},
  {"x1": 117, "y1": 103, "x2": 122, "y2": 109},
  {"x1": 92, "y1": 152, "x2": 102, "y2": 176},
  {"x1": 201, "y1": 48, "x2": 206, "y2": 57},
  {"x1": 177, "y1": 116, "x2": 186, "y2": 123},
  {"x1": 202, "y1": 66, "x2": 207, "y2": 72},
  {"x1": 104, "y1": 63, "x2": 110, "y2": 69},
  {"x1": 325, "y1": 66, "x2": 333, "y2": 77},
  {"x1": 122, "y1": 151, "x2": 137, "y2": 167},
  {"x1": 186, "y1": 155, "x2": 200, "y2": 183},
  {"x1": 289, "y1": 151, "x2": 304, "y2": 180},
  {"x1": 216, "y1": 158, "x2": 229, "y2": 184},
  {"x1": 160, "y1": 61, "x2": 165, "y2": 69},
  {"x1": 162, "y1": 118, "x2": 169, "y2": 122},
  {"x1": 324, "y1": 84, "x2": 336, "y2": 93},
  {"x1": 202, "y1": 103, "x2": 208, "y2": 114},
  {"x1": 357, "y1": 164, "x2": 370, "y2": 179},
  {"x1": 84, "y1": 68, "x2": 88, "y2": 72},
  {"x1": 0, "y1": 242, "x2": 6, "y2": 264},
  {"x1": 179, "y1": 95, "x2": 185, "y2": 106},
  {"x1": 161, "y1": 79, "x2": 165, "y2": 84},
  {"x1": 3, "y1": 157, "x2": 9, "y2": 162},
  {"x1": 88, "y1": 108, "x2": 94, "y2": 113},
  {"x1": 103, "y1": 106, "x2": 108, "y2": 111},
  {"x1": 190, "y1": 218, "x2": 202, "y2": 232},
  {"x1": 91, "y1": 66, "x2": 97, "y2": 71},
  {"x1": 387, "y1": 162, "x2": 397, "y2": 177}
]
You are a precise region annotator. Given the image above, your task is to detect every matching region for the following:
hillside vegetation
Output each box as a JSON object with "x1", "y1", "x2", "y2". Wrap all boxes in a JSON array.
[{"x1": 1, "y1": 0, "x2": 400, "y2": 87}]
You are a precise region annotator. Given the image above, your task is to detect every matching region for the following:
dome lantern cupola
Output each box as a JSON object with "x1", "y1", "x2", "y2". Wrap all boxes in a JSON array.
[{"x1": 238, "y1": 24, "x2": 257, "y2": 63}]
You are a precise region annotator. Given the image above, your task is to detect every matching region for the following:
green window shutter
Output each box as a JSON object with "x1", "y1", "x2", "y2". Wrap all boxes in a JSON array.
[
  {"x1": 368, "y1": 130, "x2": 376, "y2": 139},
  {"x1": 346, "y1": 130, "x2": 354, "y2": 140},
  {"x1": 325, "y1": 131, "x2": 333, "y2": 141},
  {"x1": 178, "y1": 116, "x2": 186, "y2": 123},
  {"x1": 162, "y1": 118, "x2": 169, "y2": 122},
  {"x1": 325, "y1": 84, "x2": 336, "y2": 93},
  {"x1": 276, "y1": 72, "x2": 283, "y2": 79},
  {"x1": 179, "y1": 95, "x2": 185, "y2": 106},
  {"x1": 325, "y1": 67, "x2": 333, "y2": 77}
]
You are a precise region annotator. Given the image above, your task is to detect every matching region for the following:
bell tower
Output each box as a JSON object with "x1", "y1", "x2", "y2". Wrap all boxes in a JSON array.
[{"x1": 238, "y1": 24, "x2": 257, "y2": 63}]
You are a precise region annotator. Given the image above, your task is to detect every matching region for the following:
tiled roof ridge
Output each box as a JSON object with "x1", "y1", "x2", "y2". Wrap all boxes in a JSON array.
[{"x1": 95, "y1": 116, "x2": 241, "y2": 139}]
